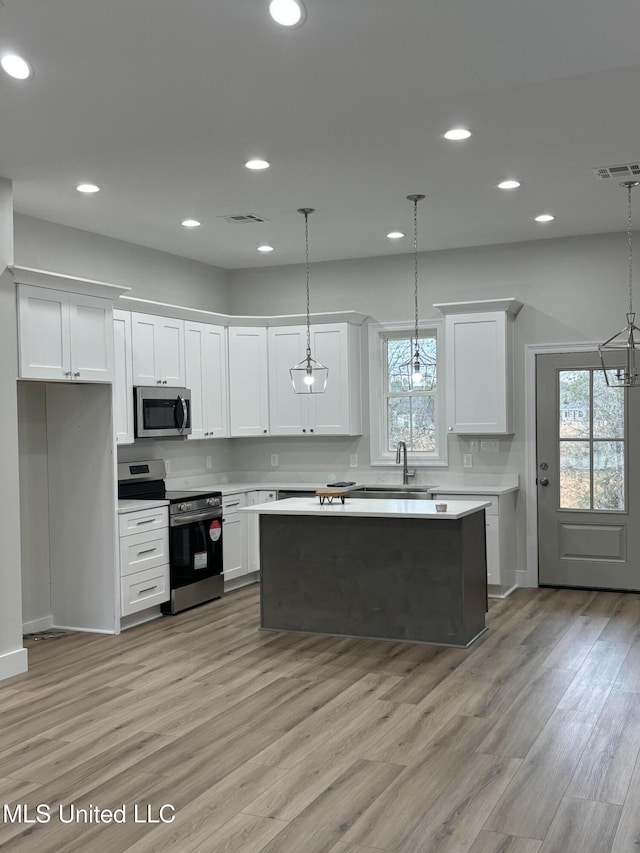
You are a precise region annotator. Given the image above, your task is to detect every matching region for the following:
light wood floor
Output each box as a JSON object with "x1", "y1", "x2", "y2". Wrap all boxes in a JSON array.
[{"x1": 1, "y1": 585, "x2": 640, "y2": 852}]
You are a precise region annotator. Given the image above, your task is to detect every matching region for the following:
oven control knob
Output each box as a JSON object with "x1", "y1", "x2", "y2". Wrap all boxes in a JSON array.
[
  {"x1": 179, "y1": 503, "x2": 188, "y2": 511},
  {"x1": 207, "y1": 498, "x2": 216, "y2": 506}
]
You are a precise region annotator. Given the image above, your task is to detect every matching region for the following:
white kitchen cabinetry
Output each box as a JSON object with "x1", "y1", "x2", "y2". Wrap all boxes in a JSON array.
[
  {"x1": 118, "y1": 506, "x2": 170, "y2": 618},
  {"x1": 113, "y1": 309, "x2": 134, "y2": 444},
  {"x1": 222, "y1": 493, "x2": 248, "y2": 583},
  {"x1": 18, "y1": 284, "x2": 114, "y2": 382},
  {"x1": 228, "y1": 327, "x2": 270, "y2": 436},
  {"x1": 433, "y1": 491, "x2": 516, "y2": 591},
  {"x1": 185, "y1": 321, "x2": 229, "y2": 439},
  {"x1": 246, "y1": 489, "x2": 277, "y2": 574},
  {"x1": 436, "y1": 299, "x2": 522, "y2": 435},
  {"x1": 268, "y1": 323, "x2": 362, "y2": 436},
  {"x1": 131, "y1": 312, "x2": 186, "y2": 387}
]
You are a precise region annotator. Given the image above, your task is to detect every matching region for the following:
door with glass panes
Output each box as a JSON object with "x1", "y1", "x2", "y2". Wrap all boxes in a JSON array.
[{"x1": 536, "y1": 351, "x2": 640, "y2": 590}]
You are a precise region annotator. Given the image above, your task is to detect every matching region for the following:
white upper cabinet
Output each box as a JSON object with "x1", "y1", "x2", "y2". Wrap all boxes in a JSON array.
[
  {"x1": 228, "y1": 327, "x2": 270, "y2": 436},
  {"x1": 185, "y1": 321, "x2": 229, "y2": 439},
  {"x1": 113, "y1": 309, "x2": 134, "y2": 444},
  {"x1": 268, "y1": 323, "x2": 362, "y2": 436},
  {"x1": 131, "y1": 312, "x2": 185, "y2": 387},
  {"x1": 437, "y1": 299, "x2": 522, "y2": 435},
  {"x1": 18, "y1": 284, "x2": 114, "y2": 383}
]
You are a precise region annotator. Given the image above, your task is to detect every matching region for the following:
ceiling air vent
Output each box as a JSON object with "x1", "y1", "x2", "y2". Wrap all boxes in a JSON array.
[
  {"x1": 593, "y1": 163, "x2": 640, "y2": 180},
  {"x1": 220, "y1": 213, "x2": 268, "y2": 224}
]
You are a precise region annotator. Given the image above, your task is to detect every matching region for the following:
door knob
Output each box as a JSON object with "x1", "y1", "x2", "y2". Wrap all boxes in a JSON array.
[{"x1": 539, "y1": 477, "x2": 549, "y2": 486}]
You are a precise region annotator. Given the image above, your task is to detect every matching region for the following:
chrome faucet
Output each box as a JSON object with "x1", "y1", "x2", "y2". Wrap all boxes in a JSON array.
[{"x1": 395, "y1": 441, "x2": 416, "y2": 485}]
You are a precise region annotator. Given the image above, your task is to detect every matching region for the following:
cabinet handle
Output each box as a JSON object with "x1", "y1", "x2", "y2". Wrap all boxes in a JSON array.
[
  {"x1": 73, "y1": 371, "x2": 80, "y2": 377},
  {"x1": 310, "y1": 429, "x2": 314, "y2": 433},
  {"x1": 302, "y1": 429, "x2": 306, "y2": 433},
  {"x1": 137, "y1": 547, "x2": 157, "y2": 556},
  {"x1": 157, "y1": 379, "x2": 162, "y2": 384},
  {"x1": 135, "y1": 519, "x2": 155, "y2": 525},
  {"x1": 138, "y1": 585, "x2": 158, "y2": 594},
  {"x1": 64, "y1": 371, "x2": 72, "y2": 377},
  {"x1": 448, "y1": 426, "x2": 453, "y2": 431},
  {"x1": 163, "y1": 380, "x2": 168, "y2": 384}
]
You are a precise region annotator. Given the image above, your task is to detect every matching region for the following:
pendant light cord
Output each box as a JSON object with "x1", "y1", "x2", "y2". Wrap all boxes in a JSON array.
[
  {"x1": 406, "y1": 194, "x2": 425, "y2": 354},
  {"x1": 305, "y1": 210, "x2": 311, "y2": 359},
  {"x1": 628, "y1": 183, "x2": 634, "y2": 317}
]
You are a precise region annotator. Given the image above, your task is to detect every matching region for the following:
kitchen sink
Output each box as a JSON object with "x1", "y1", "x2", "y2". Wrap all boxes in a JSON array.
[{"x1": 349, "y1": 486, "x2": 433, "y2": 500}]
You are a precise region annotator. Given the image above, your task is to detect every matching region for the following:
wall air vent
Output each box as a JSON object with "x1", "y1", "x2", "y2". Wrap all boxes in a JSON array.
[
  {"x1": 220, "y1": 213, "x2": 268, "y2": 224},
  {"x1": 593, "y1": 163, "x2": 640, "y2": 180}
]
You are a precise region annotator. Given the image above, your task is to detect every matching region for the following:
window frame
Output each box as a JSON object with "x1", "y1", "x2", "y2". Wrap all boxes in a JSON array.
[{"x1": 368, "y1": 319, "x2": 447, "y2": 467}]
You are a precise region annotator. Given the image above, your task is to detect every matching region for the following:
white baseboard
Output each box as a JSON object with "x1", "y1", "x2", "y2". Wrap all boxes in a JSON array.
[
  {"x1": 120, "y1": 607, "x2": 162, "y2": 631},
  {"x1": 51, "y1": 624, "x2": 116, "y2": 635},
  {"x1": 515, "y1": 568, "x2": 536, "y2": 588},
  {"x1": 0, "y1": 647, "x2": 28, "y2": 681},
  {"x1": 22, "y1": 615, "x2": 54, "y2": 635},
  {"x1": 224, "y1": 573, "x2": 259, "y2": 593},
  {"x1": 488, "y1": 584, "x2": 518, "y2": 600}
]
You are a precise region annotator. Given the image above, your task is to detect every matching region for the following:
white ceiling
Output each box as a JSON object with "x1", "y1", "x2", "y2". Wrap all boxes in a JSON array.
[{"x1": 1, "y1": 0, "x2": 640, "y2": 269}]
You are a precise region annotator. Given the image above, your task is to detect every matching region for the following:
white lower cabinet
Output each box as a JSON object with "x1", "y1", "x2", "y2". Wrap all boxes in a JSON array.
[
  {"x1": 222, "y1": 493, "x2": 248, "y2": 583},
  {"x1": 433, "y1": 491, "x2": 516, "y2": 591},
  {"x1": 118, "y1": 506, "x2": 170, "y2": 619},
  {"x1": 247, "y1": 490, "x2": 277, "y2": 574}
]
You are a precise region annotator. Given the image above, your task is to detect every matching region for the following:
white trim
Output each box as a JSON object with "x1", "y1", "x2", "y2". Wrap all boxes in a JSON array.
[
  {"x1": 524, "y1": 341, "x2": 602, "y2": 589},
  {"x1": 368, "y1": 319, "x2": 447, "y2": 467},
  {"x1": 51, "y1": 624, "x2": 116, "y2": 634},
  {"x1": 22, "y1": 616, "x2": 53, "y2": 634},
  {"x1": 10, "y1": 265, "x2": 131, "y2": 298},
  {"x1": 434, "y1": 298, "x2": 523, "y2": 316},
  {"x1": 0, "y1": 647, "x2": 28, "y2": 681}
]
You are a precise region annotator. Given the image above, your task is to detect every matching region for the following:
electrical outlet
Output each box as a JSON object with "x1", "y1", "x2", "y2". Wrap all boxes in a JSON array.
[
  {"x1": 271, "y1": 454, "x2": 279, "y2": 467},
  {"x1": 481, "y1": 440, "x2": 500, "y2": 452},
  {"x1": 206, "y1": 455, "x2": 212, "y2": 470},
  {"x1": 349, "y1": 454, "x2": 358, "y2": 468},
  {"x1": 469, "y1": 440, "x2": 479, "y2": 452},
  {"x1": 463, "y1": 453, "x2": 473, "y2": 468},
  {"x1": 165, "y1": 459, "x2": 171, "y2": 474}
]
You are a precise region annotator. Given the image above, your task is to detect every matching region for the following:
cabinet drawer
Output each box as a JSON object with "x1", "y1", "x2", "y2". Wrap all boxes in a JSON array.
[
  {"x1": 119, "y1": 528, "x2": 169, "y2": 576},
  {"x1": 222, "y1": 493, "x2": 247, "y2": 517},
  {"x1": 434, "y1": 493, "x2": 498, "y2": 516},
  {"x1": 119, "y1": 506, "x2": 168, "y2": 536},
  {"x1": 121, "y1": 565, "x2": 170, "y2": 615}
]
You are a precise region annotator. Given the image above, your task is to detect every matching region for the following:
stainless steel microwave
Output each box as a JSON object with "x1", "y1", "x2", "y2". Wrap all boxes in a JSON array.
[{"x1": 134, "y1": 386, "x2": 192, "y2": 438}]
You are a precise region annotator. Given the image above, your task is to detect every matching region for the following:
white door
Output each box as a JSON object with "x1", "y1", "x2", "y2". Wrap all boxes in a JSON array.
[
  {"x1": 268, "y1": 326, "x2": 308, "y2": 435},
  {"x1": 156, "y1": 317, "x2": 185, "y2": 387},
  {"x1": 185, "y1": 321, "x2": 207, "y2": 440},
  {"x1": 68, "y1": 293, "x2": 114, "y2": 382},
  {"x1": 537, "y1": 351, "x2": 640, "y2": 590},
  {"x1": 131, "y1": 313, "x2": 159, "y2": 385},
  {"x1": 18, "y1": 285, "x2": 71, "y2": 380},
  {"x1": 113, "y1": 310, "x2": 134, "y2": 444},
  {"x1": 310, "y1": 324, "x2": 349, "y2": 434},
  {"x1": 228, "y1": 328, "x2": 269, "y2": 436},
  {"x1": 203, "y1": 324, "x2": 229, "y2": 438}
]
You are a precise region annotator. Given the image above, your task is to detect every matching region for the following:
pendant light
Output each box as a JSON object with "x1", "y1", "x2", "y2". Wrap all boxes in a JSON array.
[
  {"x1": 289, "y1": 208, "x2": 328, "y2": 394},
  {"x1": 401, "y1": 194, "x2": 436, "y2": 389},
  {"x1": 599, "y1": 180, "x2": 640, "y2": 387}
]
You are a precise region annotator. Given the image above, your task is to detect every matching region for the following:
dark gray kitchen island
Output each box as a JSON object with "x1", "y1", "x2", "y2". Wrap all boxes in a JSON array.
[{"x1": 243, "y1": 497, "x2": 490, "y2": 647}]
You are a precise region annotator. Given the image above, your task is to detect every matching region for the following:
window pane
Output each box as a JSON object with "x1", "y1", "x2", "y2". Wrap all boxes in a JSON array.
[
  {"x1": 558, "y1": 370, "x2": 590, "y2": 438},
  {"x1": 559, "y1": 441, "x2": 590, "y2": 509},
  {"x1": 593, "y1": 370, "x2": 624, "y2": 438},
  {"x1": 593, "y1": 441, "x2": 625, "y2": 510},
  {"x1": 387, "y1": 335, "x2": 437, "y2": 393},
  {"x1": 387, "y1": 396, "x2": 436, "y2": 452}
]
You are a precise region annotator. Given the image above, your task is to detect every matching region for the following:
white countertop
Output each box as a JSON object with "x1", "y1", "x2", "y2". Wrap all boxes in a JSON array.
[
  {"x1": 117, "y1": 498, "x2": 169, "y2": 514},
  {"x1": 241, "y1": 497, "x2": 491, "y2": 520},
  {"x1": 186, "y1": 481, "x2": 334, "y2": 496},
  {"x1": 428, "y1": 484, "x2": 518, "y2": 496},
  {"x1": 185, "y1": 481, "x2": 517, "y2": 497}
]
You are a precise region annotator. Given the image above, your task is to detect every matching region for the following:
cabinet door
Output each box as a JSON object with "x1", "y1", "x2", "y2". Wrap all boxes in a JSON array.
[
  {"x1": 113, "y1": 310, "x2": 134, "y2": 444},
  {"x1": 246, "y1": 490, "x2": 277, "y2": 573},
  {"x1": 485, "y1": 515, "x2": 501, "y2": 585},
  {"x1": 18, "y1": 285, "x2": 71, "y2": 380},
  {"x1": 68, "y1": 293, "x2": 114, "y2": 382},
  {"x1": 131, "y1": 313, "x2": 160, "y2": 385},
  {"x1": 228, "y1": 328, "x2": 269, "y2": 436},
  {"x1": 445, "y1": 312, "x2": 512, "y2": 434},
  {"x1": 184, "y1": 321, "x2": 207, "y2": 440},
  {"x1": 156, "y1": 317, "x2": 185, "y2": 386},
  {"x1": 222, "y1": 516, "x2": 246, "y2": 580},
  {"x1": 268, "y1": 326, "x2": 308, "y2": 435},
  {"x1": 203, "y1": 324, "x2": 229, "y2": 438},
  {"x1": 309, "y1": 323, "x2": 354, "y2": 435}
]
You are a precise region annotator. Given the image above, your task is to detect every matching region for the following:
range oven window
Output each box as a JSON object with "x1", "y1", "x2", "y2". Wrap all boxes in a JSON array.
[{"x1": 170, "y1": 516, "x2": 222, "y2": 589}]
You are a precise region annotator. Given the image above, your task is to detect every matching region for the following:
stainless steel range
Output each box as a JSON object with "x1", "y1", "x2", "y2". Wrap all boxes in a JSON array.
[{"x1": 117, "y1": 460, "x2": 223, "y2": 614}]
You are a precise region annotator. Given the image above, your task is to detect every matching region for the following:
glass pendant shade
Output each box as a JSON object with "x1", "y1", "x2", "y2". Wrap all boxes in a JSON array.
[
  {"x1": 599, "y1": 181, "x2": 640, "y2": 388},
  {"x1": 401, "y1": 193, "x2": 436, "y2": 389},
  {"x1": 289, "y1": 207, "x2": 328, "y2": 394}
]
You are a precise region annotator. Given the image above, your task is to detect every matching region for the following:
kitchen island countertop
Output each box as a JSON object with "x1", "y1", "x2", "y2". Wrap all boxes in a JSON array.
[{"x1": 242, "y1": 496, "x2": 490, "y2": 520}]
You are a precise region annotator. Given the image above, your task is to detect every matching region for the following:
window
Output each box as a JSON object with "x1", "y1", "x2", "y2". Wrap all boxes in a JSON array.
[{"x1": 369, "y1": 320, "x2": 446, "y2": 466}]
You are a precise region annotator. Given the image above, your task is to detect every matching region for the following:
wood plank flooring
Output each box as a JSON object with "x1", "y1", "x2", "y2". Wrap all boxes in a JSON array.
[{"x1": 1, "y1": 585, "x2": 640, "y2": 852}]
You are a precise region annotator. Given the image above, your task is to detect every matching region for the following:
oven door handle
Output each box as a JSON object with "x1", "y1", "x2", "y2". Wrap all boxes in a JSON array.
[
  {"x1": 170, "y1": 509, "x2": 222, "y2": 527},
  {"x1": 176, "y1": 395, "x2": 188, "y2": 434}
]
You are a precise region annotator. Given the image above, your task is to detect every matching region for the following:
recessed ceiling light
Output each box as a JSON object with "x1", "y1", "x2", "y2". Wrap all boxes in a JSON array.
[
  {"x1": 257, "y1": 245, "x2": 274, "y2": 253},
  {"x1": 269, "y1": 0, "x2": 306, "y2": 27},
  {"x1": 535, "y1": 214, "x2": 555, "y2": 223},
  {"x1": 497, "y1": 180, "x2": 521, "y2": 190},
  {"x1": 1, "y1": 53, "x2": 33, "y2": 80},
  {"x1": 387, "y1": 231, "x2": 405, "y2": 240},
  {"x1": 76, "y1": 183, "x2": 100, "y2": 194},
  {"x1": 444, "y1": 127, "x2": 471, "y2": 141},
  {"x1": 245, "y1": 159, "x2": 270, "y2": 171},
  {"x1": 181, "y1": 219, "x2": 201, "y2": 228}
]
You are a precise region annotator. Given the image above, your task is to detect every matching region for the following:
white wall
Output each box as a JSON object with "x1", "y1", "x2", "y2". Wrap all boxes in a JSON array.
[
  {"x1": 14, "y1": 214, "x2": 231, "y2": 312},
  {"x1": 18, "y1": 383, "x2": 52, "y2": 632},
  {"x1": 0, "y1": 179, "x2": 28, "y2": 679}
]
